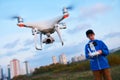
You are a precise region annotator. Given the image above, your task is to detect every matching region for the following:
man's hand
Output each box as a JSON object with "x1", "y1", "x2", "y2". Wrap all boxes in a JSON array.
[
  {"x1": 89, "y1": 50, "x2": 102, "y2": 57},
  {"x1": 97, "y1": 50, "x2": 102, "y2": 54}
]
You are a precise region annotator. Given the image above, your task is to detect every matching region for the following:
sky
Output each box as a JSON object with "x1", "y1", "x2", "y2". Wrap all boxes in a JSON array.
[{"x1": 0, "y1": 0, "x2": 120, "y2": 69}]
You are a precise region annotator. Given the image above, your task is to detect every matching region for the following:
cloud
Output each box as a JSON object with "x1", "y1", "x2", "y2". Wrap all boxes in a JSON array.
[
  {"x1": 23, "y1": 39, "x2": 34, "y2": 46},
  {"x1": 17, "y1": 47, "x2": 31, "y2": 52},
  {"x1": 77, "y1": 24, "x2": 91, "y2": 30},
  {"x1": 104, "y1": 37, "x2": 120, "y2": 50},
  {"x1": 0, "y1": 49, "x2": 35, "y2": 67},
  {"x1": 3, "y1": 39, "x2": 20, "y2": 49},
  {"x1": 104, "y1": 32, "x2": 120, "y2": 39},
  {"x1": 101, "y1": 32, "x2": 120, "y2": 49},
  {"x1": 0, "y1": 33, "x2": 36, "y2": 67},
  {"x1": 80, "y1": 3, "x2": 111, "y2": 18},
  {"x1": 67, "y1": 23, "x2": 91, "y2": 34}
]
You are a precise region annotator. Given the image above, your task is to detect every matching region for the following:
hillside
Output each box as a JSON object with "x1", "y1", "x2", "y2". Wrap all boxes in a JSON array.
[{"x1": 13, "y1": 49, "x2": 120, "y2": 80}]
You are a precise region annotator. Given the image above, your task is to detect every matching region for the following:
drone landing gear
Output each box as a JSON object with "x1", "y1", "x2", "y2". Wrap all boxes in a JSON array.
[
  {"x1": 32, "y1": 28, "x2": 42, "y2": 50},
  {"x1": 55, "y1": 24, "x2": 64, "y2": 46}
]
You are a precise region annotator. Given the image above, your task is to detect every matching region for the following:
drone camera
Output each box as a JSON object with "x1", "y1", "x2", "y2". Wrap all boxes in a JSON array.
[
  {"x1": 46, "y1": 38, "x2": 52, "y2": 43},
  {"x1": 43, "y1": 37, "x2": 55, "y2": 44}
]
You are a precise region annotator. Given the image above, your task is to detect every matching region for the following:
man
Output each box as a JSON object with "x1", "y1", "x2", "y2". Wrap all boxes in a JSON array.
[{"x1": 85, "y1": 29, "x2": 112, "y2": 80}]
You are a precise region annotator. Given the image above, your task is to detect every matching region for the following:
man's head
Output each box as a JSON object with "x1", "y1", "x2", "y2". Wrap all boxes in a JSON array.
[{"x1": 86, "y1": 29, "x2": 95, "y2": 40}]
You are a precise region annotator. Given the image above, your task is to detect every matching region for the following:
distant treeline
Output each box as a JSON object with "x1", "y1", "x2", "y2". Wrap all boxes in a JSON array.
[
  {"x1": 33, "y1": 60, "x2": 90, "y2": 75},
  {"x1": 13, "y1": 50, "x2": 120, "y2": 80}
]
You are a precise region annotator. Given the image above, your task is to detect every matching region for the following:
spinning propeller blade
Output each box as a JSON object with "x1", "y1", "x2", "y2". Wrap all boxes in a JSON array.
[
  {"x1": 66, "y1": 5, "x2": 74, "y2": 11},
  {"x1": 11, "y1": 16, "x2": 19, "y2": 19}
]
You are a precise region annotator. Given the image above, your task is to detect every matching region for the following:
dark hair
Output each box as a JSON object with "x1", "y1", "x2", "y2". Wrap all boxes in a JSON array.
[{"x1": 86, "y1": 29, "x2": 95, "y2": 36}]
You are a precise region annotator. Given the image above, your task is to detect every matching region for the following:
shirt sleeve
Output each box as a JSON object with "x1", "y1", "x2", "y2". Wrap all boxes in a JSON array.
[
  {"x1": 100, "y1": 41, "x2": 109, "y2": 56},
  {"x1": 85, "y1": 45, "x2": 89, "y2": 59}
]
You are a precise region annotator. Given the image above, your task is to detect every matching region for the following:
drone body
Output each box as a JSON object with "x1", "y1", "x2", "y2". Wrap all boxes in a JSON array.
[{"x1": 14, "y1": 7, "x2": 69, "y2": 50}]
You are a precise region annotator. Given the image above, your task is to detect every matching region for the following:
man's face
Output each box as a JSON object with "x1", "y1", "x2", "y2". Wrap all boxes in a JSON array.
[{"x1": 87, "y1": 34, "x2": 95, "y2": 40}]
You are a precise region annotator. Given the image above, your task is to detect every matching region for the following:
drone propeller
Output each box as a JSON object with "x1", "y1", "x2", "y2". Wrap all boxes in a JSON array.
[
  {"x1": 11, "y1": 16, "x2": 22, "y2": 20},
  {"x1": 11, "y1": 16, "x2": 20, "y2": 19},
  {"x1": 66, "y1": 5, "x2": 74, "y2": 11},
  {"x1": 10, "y1": 15, "x2": 24, "y2": 23}
]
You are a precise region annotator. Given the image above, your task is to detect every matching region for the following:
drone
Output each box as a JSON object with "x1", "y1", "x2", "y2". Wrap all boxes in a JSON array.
[{"x1": 13, "y1": 7, "x2": 70, "y2": 50}]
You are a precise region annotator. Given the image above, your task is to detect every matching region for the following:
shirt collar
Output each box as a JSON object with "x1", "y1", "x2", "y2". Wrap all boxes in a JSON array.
[{"x1": 89, "y1": 39, "x2": 97, "y2": 43}]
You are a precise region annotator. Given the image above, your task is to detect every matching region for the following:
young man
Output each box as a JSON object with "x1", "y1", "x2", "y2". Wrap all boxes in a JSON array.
[{"x1": 85, "y1": 29, "x2": 112, "y2": 80}]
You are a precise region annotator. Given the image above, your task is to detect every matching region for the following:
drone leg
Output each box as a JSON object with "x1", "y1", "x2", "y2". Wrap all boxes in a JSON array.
[
  {"x1": 55, "y1": 26, "x2": 64, "y2": 46},
  {"x1": 32, "y1": 29, "x2": 34, "y2": 35},
  {"x1": 40, "y1": 32, "x2": 42, "y2": 49},
  {"x1": 33, "y1": 28, "x2": 42, "y2": 50}
]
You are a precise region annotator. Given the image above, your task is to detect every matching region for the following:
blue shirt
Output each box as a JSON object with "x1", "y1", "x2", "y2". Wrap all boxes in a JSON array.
[{"x1": 85, "y1": 40, "x2": 110, "y2": 71}]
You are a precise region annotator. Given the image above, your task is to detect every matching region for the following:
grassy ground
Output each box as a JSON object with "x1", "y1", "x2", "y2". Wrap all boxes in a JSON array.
[{"x1": 31, "y1": 65, "x2": 120, "y2": 80}]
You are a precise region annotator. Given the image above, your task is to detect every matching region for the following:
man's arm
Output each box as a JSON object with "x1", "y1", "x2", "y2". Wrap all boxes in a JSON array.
[
  {"x1": 85, "y1": 45, "x2": 90, "y2": 59},
  {"x1": 100, "y1": 41, "x2": 109, "y2": 56}
]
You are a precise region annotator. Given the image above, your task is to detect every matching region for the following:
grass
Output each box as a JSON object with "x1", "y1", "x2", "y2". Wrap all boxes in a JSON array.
[{"x1": 30, "y1": 65, "x2": 120, "y2": 80}]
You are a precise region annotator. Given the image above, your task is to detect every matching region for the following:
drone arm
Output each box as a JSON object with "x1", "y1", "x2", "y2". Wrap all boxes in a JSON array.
[
  {"x1": 57, "y1": 8, "x2": 69, "y2": 23},
  {"x1": 59, "y1": 23, "x2": 67, "y2": 29},
  {"x1": 57, "y1": 14, "x2": 69, "y2": 23},
  {"x1": 55, "y1": 24, "x2": 64, "y2": 45}
]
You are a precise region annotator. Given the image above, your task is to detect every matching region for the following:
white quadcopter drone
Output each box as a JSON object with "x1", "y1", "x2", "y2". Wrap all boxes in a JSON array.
[{"x1": 13, "y1": 7, "x2": 70, "y2": 50}]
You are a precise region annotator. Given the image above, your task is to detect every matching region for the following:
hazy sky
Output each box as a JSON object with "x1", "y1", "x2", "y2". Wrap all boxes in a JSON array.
[{"x1": 0, "y1": 0, "x2": 120, "y2": 69}]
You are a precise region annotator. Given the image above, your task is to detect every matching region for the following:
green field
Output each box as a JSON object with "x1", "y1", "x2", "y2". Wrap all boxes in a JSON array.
[
  {"x1": 33, "y1": 66, "x2": 120, "y2": 80},
  {"x1": 13, "y1": 50, "x2": 120, "y2": 80},
  {"x1": 13, "y1": 66, "x2": 120, "y2": 80}
]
